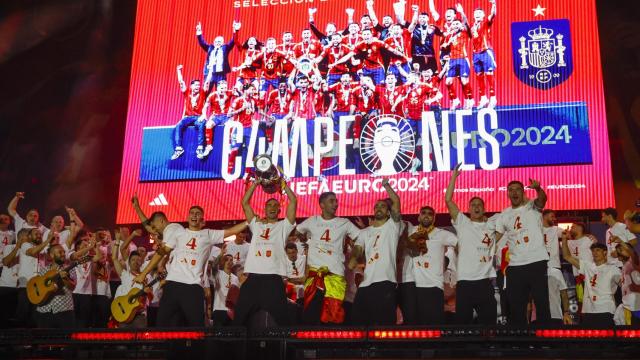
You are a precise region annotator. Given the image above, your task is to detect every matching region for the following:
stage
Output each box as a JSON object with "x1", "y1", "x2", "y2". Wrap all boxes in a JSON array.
[{"x1": 1, "y1": 326, "x2": 639, "y2": 359}]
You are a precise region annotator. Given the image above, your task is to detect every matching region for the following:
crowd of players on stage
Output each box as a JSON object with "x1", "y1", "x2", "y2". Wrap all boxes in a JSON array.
[
  {"x1": 1, "y1": 165, "x2": 639, "y2": 330},
  {"x1": 171, "y1": 0, "x2": 498, "y2": 166}
]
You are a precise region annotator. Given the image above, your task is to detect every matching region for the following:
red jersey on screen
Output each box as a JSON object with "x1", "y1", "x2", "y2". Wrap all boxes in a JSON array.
[
  {"x1": 444, "y1": 26, "x2": 470, "y2": 59},
  {"x1": 230, "y1": 97, "x2": 256, "y2": 127},
  {"x1": 252, "y1": 50, "x2": 287, "y2": 80},
  {"x1": 328, "y1": 83, "x2": 357, "y2": 112},
  {"x1": 402, "y1": 84, "x2": 429, "y2": 119},
  {"x1": 471, "y1": 18, "x2": 493, "y2": 53},
  {"x1": 354, "y1": 40, "x2": 390, "y2": 69},
  {"x1": 293, "y1": 40, "x2": 322, "y2": 59},
  {"x1": 353, "y1": 85, "x2": 375, "y2": 114},
  {"x1": 278, "y1": 43, "x2": 296, "y2": 75},
  {"x1": 313, "y1": 88, "x2": 328, "y2": 115},
  {"x1": 290, "y1": 89, "x2": 317, "y2": 119},
  {"x1": 375, "y1": 85, "x2": 405, "y2": 116},
  {"x1": 321, "y1": 45, "x2": 350, "y2": 74},
  {"x1": 384, "y1": 29, "x2": 412, "y2": 62},
  {"x1": 206, "y1": 90, "x2": 234, "y2": 116},
  {"x1": 424, "y1": 81, "x2": 442, "y2": 106},
  {"x1": 238, "y1": 48, "x2": 260, "y2": 79},
  {"x1": 266, "y1": 89, "x2": 292, "y2": 116},
  {"x1": 183, "y1": 89, "x2": 206, "y2": 117}
]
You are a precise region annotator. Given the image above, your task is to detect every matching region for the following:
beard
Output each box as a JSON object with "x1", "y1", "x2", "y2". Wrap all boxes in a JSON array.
[{"x1": 54, "y1": 258, "x2": 65, "y2": 265}]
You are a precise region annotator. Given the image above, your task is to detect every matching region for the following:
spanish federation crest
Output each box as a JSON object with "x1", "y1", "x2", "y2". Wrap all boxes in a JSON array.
[{"x1": 511, "y1": 19, "x2": 573, "y2": 90}]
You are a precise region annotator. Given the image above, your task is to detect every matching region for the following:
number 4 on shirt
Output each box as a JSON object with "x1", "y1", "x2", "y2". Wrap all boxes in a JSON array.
[
  {"x1": 260, "y1": 228, "x2": 271, "y2": 240},
  {"x1": 320, "y1": 230, "x2": 331, "y2": 242},
  {"x1": 186, "y1": 238, "x2": 197, "y2": 250}
]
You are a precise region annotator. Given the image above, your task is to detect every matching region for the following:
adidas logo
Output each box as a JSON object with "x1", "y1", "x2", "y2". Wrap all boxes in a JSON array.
[{"x1": 149, "y1": 193, "x2": 169, "y2": 206}]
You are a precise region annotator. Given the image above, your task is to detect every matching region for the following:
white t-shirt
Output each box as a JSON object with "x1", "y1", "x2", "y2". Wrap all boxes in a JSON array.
[
  {"x1": 225, "y1": 241, "x2": 251, "y2": 267},
  {"x1": 356, "y1": 219, "x2": 402, "y2": 288},
  {"x1": 285, "y1": 254, "x2": 306, "y2": 300},
  {"x1": 164, "y1": 224, "x2": 224, "y2": 286},
  {"x1": 13, "y1": 214, "x2": 47, "y2": 235},
  {"x1": 297, "y1": 216, "x2": 360, "y2": 276},
  {"x1": 0, "y1": 244, "x2": 19, "y2": 287},
  {"x1": 411, "y1": 227, "x2": 457, "y2": 289},
  {"x1": 73, "y1": 260, "x2": 97, "y2": 295},
  {"x1": 621, "y1": 260, "x2": 640, "y2": 312},
  {"x1": 548, "y1": 267, "x2": 568, "y2": 320},
  {"x1": 579, "y1": 259, "x2": 621, "y2": 314},
  {"x1": 567, "y1": 236, "x2": 595, "y2": 276},
  {"x1": 95, "y1": 245, "x2": 111, "y2": 298},
  {"x1": 398, "y1": 221, "x2": 414, "y2": 283},
  {"x1": 213, "y1": 271, "x2": 240, "y2": 311},
  {"x1": 244, "y1": 218, "x2": 295, "y2": 276},
  {"x1": 495, "y1": 201, "x2": 548, "y2": 266},
  {"x1": 0, "y1": 230, "x2": 15, "y2": 268},
  {"x1": 543, "y1": 226, "x2": 562, "y2": 269},
  {"x1": 17, "y1": 242, "x2": 45, "y2": 288},
  {"x1": 606, "y1": 222, "x2": 637, "y2": 267},
  {"x1": 453, "y1": 214, "x2": 496, "y2": 281},
  {"x1": 114, "y1": 270, "x2": 151, "y2": 315}
]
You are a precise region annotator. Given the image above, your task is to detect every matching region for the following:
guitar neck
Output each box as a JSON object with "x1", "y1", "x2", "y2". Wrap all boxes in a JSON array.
[{"x1": 131, "y1": 275, "x2": 163, "y2": 298}]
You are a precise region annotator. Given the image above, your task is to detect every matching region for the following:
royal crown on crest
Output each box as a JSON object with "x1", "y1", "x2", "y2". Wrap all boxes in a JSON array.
[{"x1": 527, "y1": 26, "x2": 554, "y2": 40}]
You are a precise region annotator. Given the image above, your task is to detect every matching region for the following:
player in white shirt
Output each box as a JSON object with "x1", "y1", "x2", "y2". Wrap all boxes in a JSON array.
[
  {"x1": 542, "y1": 209, "x2": 562, "y2": 270},
  {"x1": 111, "y1": 242, "x2": 152, "y2": 328},
  {"x1": 225, "y1": 229, "x2": 251, "y2": 268},
  {"x1": 495, "y1": 179, "x2": 550, "y2": 325},
  {"x1": 133, "y1": 198, "x2": 247, "y2": 327},
  {"x1": 296, "y1": 191, "x2": 361, "y2": 325},
  {"x1": 614, "y1": 239, "x2": 640, "y2": 325},
  {"x1": 408, "y1": 206, "x2": 458, "y2": 325},
  {"x1": 349, "y1": 179, "x2": 402, "y2": 326},
  {"x1": 398, "y1": 220, "x2": 418, "y2": 325},
  {"x1": 284, "y1": 242, "x2": 305, "y2": 324},
  {"x1": 211, "y1": 254, "x2": 240, "y2": 326},
  {"x1": 7, "y1": 192, "x2": 47, "y2": 234},
  {"x1": 14, "y1": 227, "x2": 54, "y2": 326},
  {"x1": 602, "y1": 208, "x2": 637, "y2": 268},
  {"x1": 0, "y1": 213, "x2": 16, "y2": 272},
  {"x1": 445, "y1": 164, "x2": 496, "y2": 325},
  {"x1": 233, "y1": 181, "x2": 297, "y2": 327},
  {"x1": 562, "y1": 239, "x2": 621, "y2": 326},
  {"x1": 0, "y1": 232, "x2": 20, "y2": 327},
  {"x1": 69, "y1": 231, "x2": 105, "y2": 327},
  {"x1": 565, "y1": 223, "x2": 595, "y2": 309}
]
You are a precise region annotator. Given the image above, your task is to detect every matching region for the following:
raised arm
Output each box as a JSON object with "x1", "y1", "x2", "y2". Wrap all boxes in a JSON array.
[
  {"x1": 407, "y1": 5, "x2": 419, "y2": 32},
  {"x1": 366, "y1": 0, "x2": 379, "y2": 27},
  {"x1": 177, "y1": 65, "x2": 187, "y2": 92},
  {"x1": 529, "y1": 178, "x2": 547, "y2": 210},
  {"x1": 135, "y1": 244, "x2": 171, "y2": 283},
  {"x1": 26, "y1": 230, "x2": 54, "y2": 257},
  {"x1": 428, "y1": 0, "x2": 439, "y2": 23},
  {"x1": 445, "y1": 163, "x2": 462, "y2": 221},
  {"x1": 283, "y1": 181, "x2": 297, "y2": 224},
  {"x1": 111, "y1": 240, "x2": 124, "y2": 277},
  {"x1": 455, "y1": 3, "x2": 468, "y2": 26},
  {"x1": 131, "y1": 195, "x2": 155, "y2": 234},
  {"x1": 196, "y1": 22, "x2": 210, "y2": 50},
  {"x1": 561, "y1": 231, "x2": 579, "y2": 269},
  {"x1": 7, "y1": 192, "x2": 23, "y2": 217},
  {"x1": 242, "y1": 182, "x2": 258, "y2": 223},
  {"x1": 2, "y1": 236, "x2": 24, "y2": 266},
  {"x1": 382, "y1": 178, "x2": 401, "y2": 222},
  {"x1": 488, "y1": 0, "x2": 496, "y2": 22}
]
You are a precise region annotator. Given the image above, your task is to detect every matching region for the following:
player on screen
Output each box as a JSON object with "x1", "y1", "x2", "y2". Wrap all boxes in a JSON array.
[
  {"x1": 196, "y1": 21, "x2": 241, "y2": 90},
  {"x1": 171, "y1": 65, "x2": 209, "y2": 161},
  {"x1": 264, "y1": 80, "x2": 292, "y2": 151},
  {"x1": 327, "y1": 73, "x2": 357, "y2": 133},
  {"x1": 234, "y1": 36, "x2": 263, "y2": 90},
  {"x1": 363, "y1": 0, "x2": 397, "y2": 41},
  {"x1": 283, "y1": 76, "x2": 319, "y2": 151},
  {"x1": 313, "y1": 34, "x2": 351, "y2": 85},
  {"x1": 334, "y1": 28, "x2": 408, "y2": 85},
  {"x1": 242, "y1": 38, "x2": 290, "y2": 100},
  {"x1": 342, "y1": 23, "x2": 363, "y2": 77},
  {"x1": 308, "y1": 7, "x2": 338, "y2": 47},
  {"x1": 279, "y1": 32, "x2": 297, "y2": 78},
  {"x1": 352, "y1": 76, "x2": 376, "y2": 148},
  {"x1": 293, "y1": 29, "x2": 322, "y2": 61},
  {"x1": 199, "y1": 80, "x2": 234, "y2": 159},
  {"x1": 471, "y1": 0, "x2": 497, "y2": 109},
  {"x1": 404, "y1": 7, "x2": 441, "y2": 73},
  {"x1": 226, "y1": 83, "x2": 259, "y2": 173},
  {"x1": 385, "y1": 22, "x2": 416, "y2": 84},
  {"x1": 375, "y1": 72, "x2": 404, "y2": 116}
]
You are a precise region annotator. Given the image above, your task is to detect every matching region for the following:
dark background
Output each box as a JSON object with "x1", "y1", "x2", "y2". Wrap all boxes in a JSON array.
[{"x1": 0, "y1": 0, "x2": 638, "y2": 230}]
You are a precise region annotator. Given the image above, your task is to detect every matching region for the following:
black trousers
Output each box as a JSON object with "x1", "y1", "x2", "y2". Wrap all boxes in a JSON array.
[
  {"x1": 147, "y1": 306, "x2": 159, "y2": 327},
  {"x1": 506, "y1": 260, "x2": 550, "y2": 325},
  {"x1": 35, "y1": 310, "x2": 75, "y2": 329},
  {"x1": 301, "y1": 288, "x2": 324, "y2": 325},
  {"x1": 73, "y1": 293, "x2": 93, "y2": 328},
  {"x1": 582, "y1": 312, "x2": 614, "y2": 327},
  {"x1": 157, "y1": 281, "x2": 205, "y2": 327},
  {"x1": 496, "y1": 271, "x2": 509, "y2": 323},
  {"x1": 232, "y1": 274, "x2": 289, "y2": 327},
  {"x1": 455, "y1": 278, "x2": 497, "y2": 325},
  {"x1": 0, "y1": 287, "x2": 18, "y2": 328},
  {"x1": 397, "y1": 282, "x2": 418, "y2": 325},
  {"x1": 352, "y1": 281, "x2": 397, "y2": 326},
  {"x1": 212, "y1": 310, "x2": 232, "y2": 326},
  {"x1": 15, "y1": 288, "x2": 35, "y2": 327},
  {"x1": 92, "y1": 295, "x2": 110, "y2": 328},
  {"x1": 415, "y1": 286, "x2": 444, "y2": 325}
]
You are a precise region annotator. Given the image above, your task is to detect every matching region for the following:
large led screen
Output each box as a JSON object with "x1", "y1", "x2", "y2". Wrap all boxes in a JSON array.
[{"x1": 117, "y1": 0, "x2": 614, "y2": 223}]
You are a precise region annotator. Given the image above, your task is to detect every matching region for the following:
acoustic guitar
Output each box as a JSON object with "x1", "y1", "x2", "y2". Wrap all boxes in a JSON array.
[
  {"x1": 26, "y1": 256, "x2": 90, "y2": 305},
  {"x1": 110, "y1": 272, "x2": 166, "y2": 323}
]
